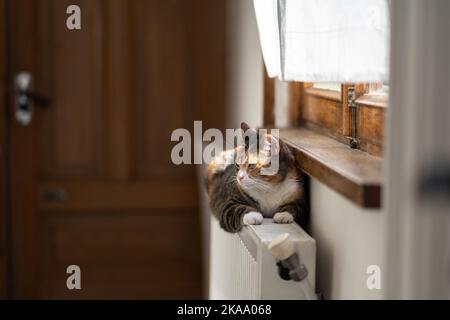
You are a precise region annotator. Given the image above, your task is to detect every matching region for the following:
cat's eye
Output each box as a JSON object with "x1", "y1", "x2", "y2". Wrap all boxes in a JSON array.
[
  {"x1": 248, "y1": 163, "x2": 256, "y2": 170},
  {"x1": 235, "y1": 163, "x2": 240, "y2": 169}
]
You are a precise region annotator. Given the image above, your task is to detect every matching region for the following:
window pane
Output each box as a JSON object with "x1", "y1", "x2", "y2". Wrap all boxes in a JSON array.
[{"x1": 369, "y1": 82, "x2": 389, "y2": 94}]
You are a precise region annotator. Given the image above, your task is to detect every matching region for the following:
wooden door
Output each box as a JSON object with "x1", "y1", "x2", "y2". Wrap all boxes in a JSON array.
[
  {"x1": 6, "y1": 0, "x2": 225, "y2": 298},
  {"x1": 0, "y1": 0, "x2": 7, "y2": 299}
]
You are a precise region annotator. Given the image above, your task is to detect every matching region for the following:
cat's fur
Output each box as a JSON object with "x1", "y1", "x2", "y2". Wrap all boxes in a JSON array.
[{"x1": 206, "y1": 123, "x2": 308, "y2": 233}]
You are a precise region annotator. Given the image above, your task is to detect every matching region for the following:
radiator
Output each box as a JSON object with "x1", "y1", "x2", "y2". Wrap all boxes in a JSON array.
[{"x1": 209, "y1": 218, "x2": 316, "y2": 300}]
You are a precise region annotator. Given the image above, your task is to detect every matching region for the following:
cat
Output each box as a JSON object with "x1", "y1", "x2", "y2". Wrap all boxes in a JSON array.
[{"x1": 206, "y1": 122, "x2": 308, "y2": 233}]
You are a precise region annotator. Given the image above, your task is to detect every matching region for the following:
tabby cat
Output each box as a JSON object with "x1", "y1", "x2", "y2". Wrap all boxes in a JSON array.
[{"x1": 206, "y1": 122, "x2": 308, "y2": 233}]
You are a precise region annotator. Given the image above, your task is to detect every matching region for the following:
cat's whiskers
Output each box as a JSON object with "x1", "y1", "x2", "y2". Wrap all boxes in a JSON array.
[{"x1": 244, "y1": 176, "x2": 274, "y2": 193}]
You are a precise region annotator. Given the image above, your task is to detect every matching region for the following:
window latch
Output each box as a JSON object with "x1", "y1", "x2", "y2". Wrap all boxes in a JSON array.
[{"x1": 348, "y1": 85, "x2": 358, "y2": 148}]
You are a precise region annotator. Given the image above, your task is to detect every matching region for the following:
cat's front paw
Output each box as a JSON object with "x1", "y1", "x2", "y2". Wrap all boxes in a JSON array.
[
  {"x1": 273, "y1": 211, "x2": 294, "y2": 224},
  {"x1": 243, "y1": 211, "x2": 263, "y2": 226}
]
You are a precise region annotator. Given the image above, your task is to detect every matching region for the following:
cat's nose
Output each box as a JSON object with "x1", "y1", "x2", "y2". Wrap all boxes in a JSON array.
[{"x1": 238, "y1": 171, "x2": 245, "y2": 181}]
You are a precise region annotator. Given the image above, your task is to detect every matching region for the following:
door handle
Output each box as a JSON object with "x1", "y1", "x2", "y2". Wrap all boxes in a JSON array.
[
  {"x1": 419, "y1": 163, "x2": 450, "y2": 202},
  {"x1": 15, "y1": 72, "x2": 50, "y2": 126}
]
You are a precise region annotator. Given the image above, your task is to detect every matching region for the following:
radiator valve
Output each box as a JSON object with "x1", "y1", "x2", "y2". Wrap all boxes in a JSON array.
[{"x1": 268, "y1": 233, "x2": 308, "y2": 282}]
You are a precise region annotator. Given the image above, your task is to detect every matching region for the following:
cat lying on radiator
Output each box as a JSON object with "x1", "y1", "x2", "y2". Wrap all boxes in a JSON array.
[{"x1": 206, "y1": 122, "x2": 308, "y2": 233}]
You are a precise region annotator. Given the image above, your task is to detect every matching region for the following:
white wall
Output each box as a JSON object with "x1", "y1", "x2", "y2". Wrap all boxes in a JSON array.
[
  {"x1": 310, "y1": 179, "x2": 386, "y2": 299},
  {"x1": 202, "y1": 0, "x2": 264, "y2": 298},
  {"x1": 226, "y1": 0, "x2": 263, "y2": 128}
]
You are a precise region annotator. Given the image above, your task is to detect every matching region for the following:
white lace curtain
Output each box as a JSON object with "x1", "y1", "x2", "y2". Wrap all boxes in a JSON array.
[{"x1": 253, "y1": 0, "x2": 391, "y2": 83}]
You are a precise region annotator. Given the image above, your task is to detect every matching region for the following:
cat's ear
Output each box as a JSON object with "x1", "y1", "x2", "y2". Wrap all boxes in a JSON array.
[
  {"x1": 262, "y1": 133, "x2": 280, "y2": 157},
  {"x1": 241, "y1": 122, "x2": 251, "y2": 132},
  {"x1": 240, "y1": 122, "x2": 257, "y2": 150}
]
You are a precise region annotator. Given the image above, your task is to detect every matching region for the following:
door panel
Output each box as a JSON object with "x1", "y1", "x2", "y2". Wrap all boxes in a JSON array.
[
  {"x1": 133, "y1": 0, "x2": 192, "y2": 179},
  {"x1": 7, "y1": 0, "x2": 226, "y2": 298},
  {"x1": 37, "y1": 0, "x2": 103, "y2": 178},
  {"x1": 40, "y1": 212, "x2": 200, "y2": 298}
]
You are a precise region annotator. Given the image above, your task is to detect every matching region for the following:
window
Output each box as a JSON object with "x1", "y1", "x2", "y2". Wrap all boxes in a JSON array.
[
  {"x1": 254, "y1": 0, "x2": 390, "y2": 83},
  {"x1": 265, "y1": 76, "x2": 387, "y2": 157},
  {"x1": 262, "y1": 75, "x2": 385, "y2": 208},
  {"x1": 257, "y1": 1, "x2": 389, "y2": 207}
]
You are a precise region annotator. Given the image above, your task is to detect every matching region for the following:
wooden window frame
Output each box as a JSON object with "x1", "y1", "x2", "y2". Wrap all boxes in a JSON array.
[
  {"x1": 265, "y1": 74, "x2": 387, "y2": 157},
  {"x1": 264, "y1": 71, "x2": 386, "y2": 208}
]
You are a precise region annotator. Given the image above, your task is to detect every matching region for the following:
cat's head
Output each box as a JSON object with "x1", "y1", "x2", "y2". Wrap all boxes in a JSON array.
[{"x1": 235, "y1": 122, "x2": 295, "y2": 190}]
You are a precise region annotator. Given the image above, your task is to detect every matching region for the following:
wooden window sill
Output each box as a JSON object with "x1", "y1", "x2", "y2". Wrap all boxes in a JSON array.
[
  {"x1": 280, "y1": 127, "x2": 383, "y2": 208},
  {"x1": 304, "y1": 87, "x2": 341, "y2": 102},
  {"x1": 356, "y1": 93, "x2": 388, "y2": 108}
]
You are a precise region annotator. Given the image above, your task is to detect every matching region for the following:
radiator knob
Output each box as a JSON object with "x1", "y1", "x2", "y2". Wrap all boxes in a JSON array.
[{"x1": 268, "y1": 233, "x2": 294, "y2": 260}]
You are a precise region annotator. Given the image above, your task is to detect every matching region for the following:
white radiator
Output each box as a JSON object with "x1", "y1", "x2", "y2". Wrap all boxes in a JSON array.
[{"x1": 209, "y1": 218, "x2": 316, "y2": 300}]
